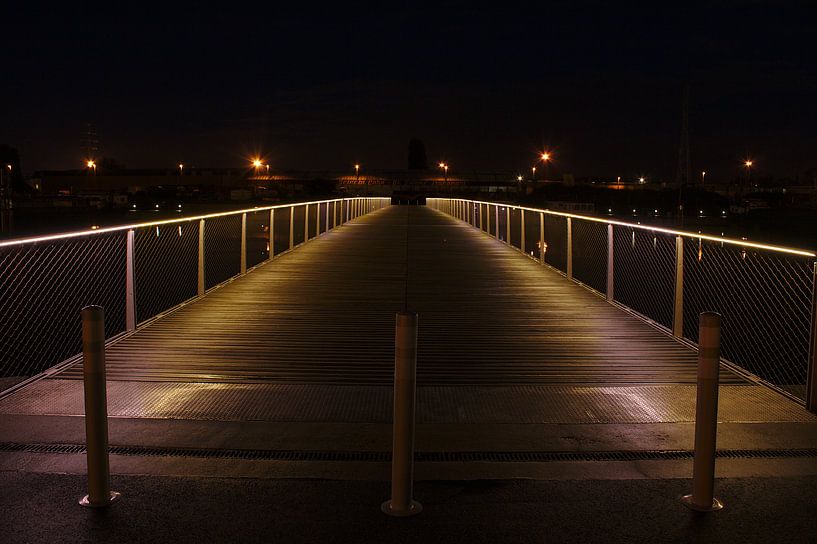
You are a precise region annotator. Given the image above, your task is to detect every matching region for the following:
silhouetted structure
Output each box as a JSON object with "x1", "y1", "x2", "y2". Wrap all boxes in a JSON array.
[{"x1": 407, "y1": 138, "x2": 427, "y2": 170}]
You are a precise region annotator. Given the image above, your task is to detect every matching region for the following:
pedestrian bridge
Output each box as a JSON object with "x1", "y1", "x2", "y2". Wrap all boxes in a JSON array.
[{"x1": 1, "y1": 197, "x2": 815, "y2": 425}]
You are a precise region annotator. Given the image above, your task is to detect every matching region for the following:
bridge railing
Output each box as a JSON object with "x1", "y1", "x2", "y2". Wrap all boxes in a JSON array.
[
  {"x1": 0, "y1": 197, "x2": 390, "y2": 395},
  {"x1": 428, "y1": 198, "x2": 817, "y2": 411}
]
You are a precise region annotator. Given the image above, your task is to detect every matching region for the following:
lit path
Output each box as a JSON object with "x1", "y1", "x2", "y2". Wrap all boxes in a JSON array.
[
  {"x1": 3, "y1": 205, "x2": 814, "y2": 426},
  {"x1": 54, "y1": 205, "x2": 730, "y2": 386}
]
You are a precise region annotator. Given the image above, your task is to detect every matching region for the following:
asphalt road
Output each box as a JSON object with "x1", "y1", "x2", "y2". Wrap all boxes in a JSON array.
[{"x1": 3, "y1": 472, "x2": 816, "y2": 543}]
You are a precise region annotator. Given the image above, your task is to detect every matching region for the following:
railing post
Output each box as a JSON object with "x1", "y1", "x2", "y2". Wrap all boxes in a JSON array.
[
  {"x1": 495, "y1": 205, "x2": 499, "y2": 239},
  {"x1": 807, "y1": 262, "x2": 817, "y2": 413},
  {"x1": 382, "y1": 311, "x2": 422, "y2": 517},
  {"x1": 125, "y1": 229, "x2": 136, "y2": 331},
  {"x1": 520, "y1": 210, "x2": 526, "y2": 254},
  {"x1": 197, "y1": 219, "x2": 206, "y2": 295},
  {"x1": 289, "y1": 206, "x2": 294, "y2": 250},
  {"x1": 682, "y1": 312, "x2": 724, "y2": 512},
  {"x1": 566, "y1": 217, "x2": 573, "y2": 279},
  {"x1": 505, "y1": 206, "x2": 510, "y2": 244},
  {"x1": 325, "y1": 201, "x2": 329, "y2": 232},
  {"x1": 539, "y1": 212, "x2": 545, "y2": 264},
  {"x1": 79, "y1": 306, "x2": 120, "y2": 508},
  {"x1": 606, "y1": 224, "x2": 614, "y2": 301},
  {"x1": 332, "y1": 200, "x2": 337, "y2": 229},
  {"x1": 269, "y1": 209, "x2": 275, "y2": 258},
  {"x1": 304, "y1": 204, "x2": 310, "y2": 242},
  {"x1": 478, "y1": 203, "x2": 483, "y2": 230},
  {"x1": 240, "y1": 212, "x2": 247, "y2": 274},
  {"x1": 673, "y1": 236, "x2": 684, "y2": 337},
  {"x1": 316, "y1": 202, "x2": 321, "y2": 236}
]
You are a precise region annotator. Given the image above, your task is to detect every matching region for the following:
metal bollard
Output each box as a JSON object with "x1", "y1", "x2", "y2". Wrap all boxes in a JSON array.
[
  {"x1": 382, "y1": 311, "x2": 422, "y2": 517},
  {"x1": 682, "y1": 312, "x2": 723, "y2": 512},
  {"x1": 79, "y1": 306, "x2": 120, "y2": 507}
]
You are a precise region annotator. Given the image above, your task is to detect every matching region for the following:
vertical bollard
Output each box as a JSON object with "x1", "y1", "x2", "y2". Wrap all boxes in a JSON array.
[
  {"x1": 682, "y1": 312, "x2": 723, "y2": 512},
  {"x1": 382, "y1": 311, "x2": 422, "y2": 517},
  {"x1": 79, "y1": 306, "x2": 120, "y2": 507}
]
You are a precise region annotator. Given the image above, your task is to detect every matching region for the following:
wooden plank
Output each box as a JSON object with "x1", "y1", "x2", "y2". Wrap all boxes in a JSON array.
[{"x1": 55, "y1": 206, "x2": 741, "y2": 386}]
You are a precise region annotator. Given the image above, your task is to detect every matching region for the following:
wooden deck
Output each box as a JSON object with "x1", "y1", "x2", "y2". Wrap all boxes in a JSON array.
[{"x1": 57, "y1": 205, "x2": 741, "y2": 385}]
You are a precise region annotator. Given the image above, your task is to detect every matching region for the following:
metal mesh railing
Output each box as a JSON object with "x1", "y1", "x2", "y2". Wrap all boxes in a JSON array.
[
  {"x1": 0, "y1": 232, "x2": 127, "y2": 384},
  {"x1": 613, "y1": 226, "x2": 676, "y2": 329},
  {"x1": 246, "y1": 210, "x2": 271, "y2": 269},
  {"x1": 572, "y1": 219, "x2": 607, "y2": 294},
  {"x1": 0, "y1": 197, "x2": 388, "y2": 393},
  {"x1": 683, "y1": 238, "x2": 813, "y2": 397},
  {"x1": 135, "y1": 222, "x2": 199, "y2": 323},
  {"x1": 428, "y1": 197, "x2": 817, "y2": 406},
  {"x1": 205, "y1": 215, "x2": 242, "y2": 289},
  {"x1": 544, "y1": 215, "x2": 567, "y2": 273}
]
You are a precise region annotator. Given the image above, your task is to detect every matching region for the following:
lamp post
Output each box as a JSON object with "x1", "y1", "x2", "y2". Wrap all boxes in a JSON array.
[
  {"x1": 744, "y1": 160, "x2": 753, "y2": 188},
  {"x1": 265, "y1": 164, "x2": 270, "y2": 177},
  {"x1": 439, "y1": 162, "x2": 448, "y2": 182},
  {"x1": 540, "y1": 152, "x2": 551, "y2": 182},
  {"x1": 531, "y1": 166, "x2": 536, "y2": 181},
  {"x1": 179, "y1": 163, "x2": 184, "y2": 177},
  {"x1": 701, "y1": 171, "x2": 706, "y2": 185},
  {"x1": 252, "y1": 158, "x2": 262, "y2": 177},
  {"x1": 87, "y1": 160, "x2": 97, "y2": 176},
  {"x1": 355, "y1": 164, "x2": 360, "y2": 182}
]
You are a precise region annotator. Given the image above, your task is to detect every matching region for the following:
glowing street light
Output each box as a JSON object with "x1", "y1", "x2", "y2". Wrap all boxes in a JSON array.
[
  {"x1": 517, "y1": 175, "x2": 523, "y2": 182},
  {"x1": 179, "y1": 163, "x2": 184, "y2": 177},
  {"x1": 531, "y1": 166, "x2": 536, "y2": 180},
  {"x1": 639, "y1": 177, "x2": 645, "y2": 184},
  {"x1": 354, "y1": 163, "x2": 360, "y2": 181},
  {"x1": 744, "y1": 159, "x2": 754, "y2": 187},
  {"x1": 701, "y1": 170, "x2": 706, "y2": 184},
  {"x1": 439, "y1": 162, "x2": 448, "y2": 181},
  {"x1": 265, "y1": 164, "x2": 270, "y2": 176},
  {"x1": 86, "y1": 160, "x2": 96, "y2": 175}
]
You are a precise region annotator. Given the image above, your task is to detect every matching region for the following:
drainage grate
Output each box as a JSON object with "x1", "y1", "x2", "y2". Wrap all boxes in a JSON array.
[{"x1": 1, "y1": 443, "x2": 817, "y2": 462}]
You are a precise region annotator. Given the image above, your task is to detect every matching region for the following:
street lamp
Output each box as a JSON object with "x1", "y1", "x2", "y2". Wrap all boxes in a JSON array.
[
  {"x1": 701, "y1": 171, "x2": 706, "y2": 184},
  {"x1": 355, "y1": 164, "x2": 360, "y2": 181},
  {"x1": 86, "y1": 160, "x2": 96, "y2": 176},
  {"x1": 179, "y1": 163, "x2": 184, "y2": 177},
  {"x1": 744, "y1": 159, "x2": 753, "y2": 187},
  {"x1": 639, "y1": 177, "x2": 645, "y2": 184},
  {"x1": 531, "y1": 166, "x2": 536, "y2": 180},
  {"x1": 439, "y1": 162, "x2": 448, "y2": 181},
  {"x1": 265, "y1": 164, "x2": 270, "y2": 177},
  {"x1": 539, "y1": 152, "x2": 551, "y2": 181}
]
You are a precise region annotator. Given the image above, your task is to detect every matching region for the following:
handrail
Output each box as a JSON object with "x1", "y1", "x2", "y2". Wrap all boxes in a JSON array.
[
  {"x1": 0, "y1": 197, "x2": 377, "y2": 248},
  {"x1": 446, "y1": 198, "x2": 815, "y2": 258},
  {"x1": 429, "y1": 197, "x2": 817, "y2": 412},
  {"x1": 0, "y1": 196, "x2": 391, "y2": 397}
]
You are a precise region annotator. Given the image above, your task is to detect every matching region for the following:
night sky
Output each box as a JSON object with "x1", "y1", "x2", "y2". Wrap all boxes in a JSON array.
[{"x1": 5, "y1": 2, "x2": 816, "y2": 181}]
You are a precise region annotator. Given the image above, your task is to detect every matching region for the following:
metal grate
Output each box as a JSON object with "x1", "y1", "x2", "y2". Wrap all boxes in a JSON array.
[{"x1": 1, "y1": 442, "x2": 815, "y2": 463}]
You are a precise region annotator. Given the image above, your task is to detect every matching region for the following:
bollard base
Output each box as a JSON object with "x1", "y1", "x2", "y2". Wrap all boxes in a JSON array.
[
  {"x1": 681, "y1": 494, "x2": 723, "y2": 512},
  {"x1": 79, "y1": 491, "x2": 121, "y2": 508},
  {"x1": 381, "y1": 500, "x2": 422, "y2": 517}
]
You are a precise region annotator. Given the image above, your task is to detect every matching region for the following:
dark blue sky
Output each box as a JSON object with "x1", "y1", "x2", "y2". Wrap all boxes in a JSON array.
[{"x1": 4, "y1": 1, "x2": 816, "y2": 181}]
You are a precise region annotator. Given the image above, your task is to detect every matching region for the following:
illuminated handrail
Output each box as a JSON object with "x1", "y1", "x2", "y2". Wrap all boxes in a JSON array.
[
  {"x1": 0, "y1": 196, "x2": 391, "y2": 397},
  {"x1": 0, "y1": 197, "x2": 382, "y2": 248},
  {"x1": 429, "y1": 197, "x2": 817, "y2": 412},
  {"x1": 435, "y1": 198, "x2": 815, "y2": 258}
]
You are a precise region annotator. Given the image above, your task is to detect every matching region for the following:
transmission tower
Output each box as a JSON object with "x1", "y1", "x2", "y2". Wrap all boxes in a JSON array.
[{"x1": 676, "y1": 85, "x2": 690, "y2": 226}]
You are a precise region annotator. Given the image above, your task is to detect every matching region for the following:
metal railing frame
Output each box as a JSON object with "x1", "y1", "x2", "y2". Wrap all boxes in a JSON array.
[
  {"x1": 429, "y1": 197, "x2": 817, "y2": 412},
  {"x1": 0, "y1": 197, "x2": 390, "y2": 399}
]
